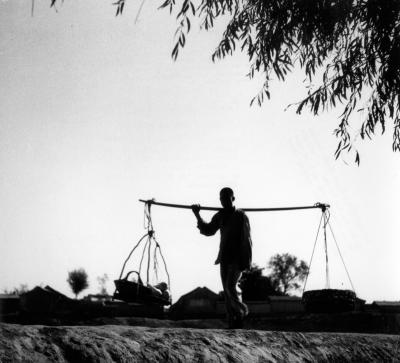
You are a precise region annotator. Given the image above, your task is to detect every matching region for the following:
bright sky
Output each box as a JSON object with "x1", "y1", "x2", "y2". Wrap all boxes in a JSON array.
[{"x1": 1, "y1": 0, "x2": 399, "y2": 303}]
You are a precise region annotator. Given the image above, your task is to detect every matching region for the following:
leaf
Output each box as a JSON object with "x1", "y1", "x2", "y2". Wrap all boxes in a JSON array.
[
  {"x1": 355, "y1": 151, "x2": 360, "y2": 165},
  {"x1": 190, "y1": 1, "x2": 196, "y2": 16},
  {"x1": 186, "y1": 17, "x2": 191, "y2": 33},
  {"x1": 172, "y1": 43, "x2": 179, "y2": 60}
]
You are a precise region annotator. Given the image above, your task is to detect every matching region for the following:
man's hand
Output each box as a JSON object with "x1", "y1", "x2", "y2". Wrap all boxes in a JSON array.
[{"x1": 191, "y1": 204, "x2": 201, "y2": 216}]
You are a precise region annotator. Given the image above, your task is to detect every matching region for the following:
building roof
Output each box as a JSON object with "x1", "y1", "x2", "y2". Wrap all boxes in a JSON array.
[
  {"x1": 181, "y1": 286, "x2": 219, "y2": 300},
  {"x1": 22, "y1": 285, "x2": 71, "y2": 300},
  {"x1": 172, "y1": 286, "x2": 219, "y2": 307},
  {"x1": 372, "y1": 301, "x2": 400, "y2": 306}
]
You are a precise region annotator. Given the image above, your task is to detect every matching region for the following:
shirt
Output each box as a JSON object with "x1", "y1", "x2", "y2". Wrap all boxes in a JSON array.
[{"x1": 197, "y1": 207, "x2": 252, "y2": 270}]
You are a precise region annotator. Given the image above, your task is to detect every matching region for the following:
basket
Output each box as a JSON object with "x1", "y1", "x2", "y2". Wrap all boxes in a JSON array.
[
  {"x1": 113, "y1": 271, "x2": 171, "y2": 306},
  {"x1": 302, "y1": 289, "x2": 356, "y2": 313}
]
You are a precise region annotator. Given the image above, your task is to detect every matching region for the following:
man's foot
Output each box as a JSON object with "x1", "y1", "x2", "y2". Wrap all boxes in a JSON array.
[
  {"x1": 228, "y1": 315, "x2": 243, "y2": 329},
  {"x1": 242, "y1": 305, "x2": 249, "y2": 318}
]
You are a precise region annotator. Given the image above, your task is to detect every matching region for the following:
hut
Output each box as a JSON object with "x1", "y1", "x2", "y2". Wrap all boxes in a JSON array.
[
  {"x1": 0, "y1": 294, "x2": 20, "y2": 318},
  {"x1": 169, "y1": 287, "x2": 223, "y2": 319},
  {"x1": 371, "y1": 301, "x2": 400, "y2": 313},
  {"x1": 19, "y1": 285, "x2": 72, "y2": 315}
]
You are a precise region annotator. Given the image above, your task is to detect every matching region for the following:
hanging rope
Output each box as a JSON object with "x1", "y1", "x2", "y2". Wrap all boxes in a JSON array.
[
  {"x1": 302, "y1": 212, "x2": 324, "y2": 294},
  {"x1": 323, "y1": 209, "x2": 331, "y2": 289},
  {"x1": 154, "y1": 237, "x2": 171, "y2": 291},
  {"x1": 116, "y1": 200, "x2": 171, "y2": 295},
  {"x1": 302, "y1": 206, "x2": 356, "y2": 295},
  {"x1": 138, "y1": 237, "x2": 150, "y2": 282},
  {"x1": 147, "y1": 235, "x2": 152, "y2": 285},
  {"x1": 153, "y1": 243, "x2": 159, "y2": 282},
  {"x1": 143, "y1": 201, "x2": 154, "y2": 232},
  {"x1": 118, "y1": 233, "x2": 148, "y2": 280},
  {"x1": 327, "y1": 218, "x2": 356, "y2": 293}
]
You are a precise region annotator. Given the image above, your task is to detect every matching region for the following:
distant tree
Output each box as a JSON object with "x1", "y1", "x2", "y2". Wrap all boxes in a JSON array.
[
  {"x1": 239, "y1": 264, "x2": 282, "y2": 301},
  {"x1": 2, "y1": 284, "x2": 29, "y2": 295},
  {"x1": 97, "y1": 273, "x2": 109, "y2": 295},
  {"x1": 67, "y1": 268, "x2": 89, "y2": 299},
  {"x1": 267, "y1": 253, "x2": 309, "y2": 295}
]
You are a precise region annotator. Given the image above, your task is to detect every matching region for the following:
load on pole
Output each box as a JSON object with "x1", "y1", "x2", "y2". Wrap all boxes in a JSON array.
[{"x1": 136, "y1": 198, "x2": 357, "y2": 313}]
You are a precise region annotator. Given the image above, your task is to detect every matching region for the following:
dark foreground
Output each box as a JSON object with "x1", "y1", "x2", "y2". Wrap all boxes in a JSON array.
[{"x1": 1, "y1": 322, "x2": 399, "y2": 362}]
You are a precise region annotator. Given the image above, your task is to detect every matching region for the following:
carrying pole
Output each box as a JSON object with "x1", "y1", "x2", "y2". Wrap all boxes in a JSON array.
[{"x1": 139, "y1": 199, "x2": 329, "y2": 212}]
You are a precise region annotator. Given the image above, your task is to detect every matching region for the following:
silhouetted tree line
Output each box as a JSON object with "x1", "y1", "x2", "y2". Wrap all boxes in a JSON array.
[
  {"x1": 239, "y1": 253, "x2": 309, "y2": 300},
  {"x1": 2, "y1": 284, "x2": 29, "y2": 296}
]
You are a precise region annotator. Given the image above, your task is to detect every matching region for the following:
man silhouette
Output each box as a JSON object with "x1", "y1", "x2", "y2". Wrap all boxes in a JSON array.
[{"x1": 192, "y1": 187, "x2": 252, "y2": 328}]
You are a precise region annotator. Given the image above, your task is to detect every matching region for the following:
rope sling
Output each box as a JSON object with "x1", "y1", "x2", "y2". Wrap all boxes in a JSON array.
[
  {"x1": 302, "y1": 206, "x2": 355, "y2": 294},
  {"x1": 300, "y1": 207, "x2": 358, "y2": 312},
  {"x1": 113, "y1": 202, "x2": 171, "y2": 305}
]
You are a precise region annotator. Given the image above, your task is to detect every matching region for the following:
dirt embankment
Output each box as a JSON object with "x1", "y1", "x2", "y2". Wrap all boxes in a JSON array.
[{"x1": 1, "y1": 323, "x2": 399, "y2": 362}]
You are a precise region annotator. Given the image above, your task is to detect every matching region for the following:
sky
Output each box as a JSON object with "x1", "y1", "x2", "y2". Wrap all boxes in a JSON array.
[{"x1": 1, "y1": 0, "x2": 399, "y2": 303}]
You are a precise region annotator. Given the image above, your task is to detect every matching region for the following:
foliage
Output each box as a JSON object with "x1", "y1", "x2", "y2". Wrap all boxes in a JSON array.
[
  {"x1": 168, "y1": 0, "x2": 400, "y2": 163},
  {"x1": 239, "y1": 264, "x2": 281, "y2": 301},
  {"x1": 97, "y1": 273, "x2": 109, "y2": 295},
  {"x1": 67, "y1": 268, "x2": 89, "y2": 298},
  {"x1": 2, "y1": 284, "x2": 29, "y2": 296},
  {"x1": 64, "y1": 0, "x2": 400, "y2": 163},
  {"x1": 268, "y1": 253, "x2": 309, "y2": 295}
]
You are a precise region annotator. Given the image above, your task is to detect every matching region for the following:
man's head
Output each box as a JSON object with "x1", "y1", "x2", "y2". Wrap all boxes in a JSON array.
[{"x1": 219, "y1": 187, "x2": 235, "y2": 209}]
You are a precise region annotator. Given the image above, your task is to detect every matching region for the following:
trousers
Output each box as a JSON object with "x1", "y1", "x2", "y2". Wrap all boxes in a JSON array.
[{"x1": 220, "y1": 263, "x2": 248, "y2": 323}]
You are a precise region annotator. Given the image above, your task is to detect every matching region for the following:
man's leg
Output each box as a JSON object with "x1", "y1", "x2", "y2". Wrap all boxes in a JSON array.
[
  {"x1": 221, "y1": 263, "x2": 248, "y2": 328},
  {"x1": 220, "y1": 263, "x2": 235, "y2": 327}
]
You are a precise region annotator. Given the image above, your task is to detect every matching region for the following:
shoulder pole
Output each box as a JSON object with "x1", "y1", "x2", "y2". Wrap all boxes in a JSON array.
[{"x1": 139, "y1": 199, "x2": 329, "y2": 212}]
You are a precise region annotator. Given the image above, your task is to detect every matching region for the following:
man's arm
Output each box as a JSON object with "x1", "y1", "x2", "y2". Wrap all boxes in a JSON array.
[
  {"x1": 239, "y1": 211, "x2": 252, "y2": 270},
  {"x1": 191, "y1": 204, "x2": 202, "y2": 223},
  {"x1": 192, "y1": 205, "x2": 219, "y2": 236}
]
